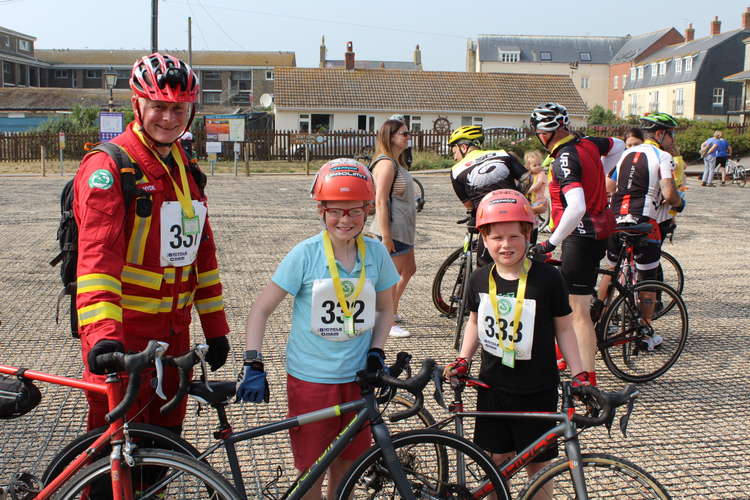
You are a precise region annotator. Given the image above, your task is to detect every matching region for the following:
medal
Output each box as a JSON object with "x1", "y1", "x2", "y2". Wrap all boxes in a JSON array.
[
  {"x1": 322, "y1": 231, "x2": 367, "y2": 337},
  {"x1": 343, "y1": 314, "x2": 355, "y2": 337}
]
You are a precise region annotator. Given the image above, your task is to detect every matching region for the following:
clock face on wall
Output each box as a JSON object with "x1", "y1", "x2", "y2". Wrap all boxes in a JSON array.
[{"x1": 433, "y1": 116, "x2": 451, "y2": 133}]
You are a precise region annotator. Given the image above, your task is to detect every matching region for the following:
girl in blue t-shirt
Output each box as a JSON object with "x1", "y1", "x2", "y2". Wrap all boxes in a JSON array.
[{"x1": 237, "y1": 158, "x2": 399, "y2": 499}]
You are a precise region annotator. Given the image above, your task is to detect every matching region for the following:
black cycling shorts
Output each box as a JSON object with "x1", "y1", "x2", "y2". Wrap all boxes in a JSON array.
[
  {"x1": 474, "y1": 387, "x2": 559, "y2": 463},
  {"x1": 560, "y1": 235, "x2": 606, "y2": 295},
  {"x1": 716, "y1": 156, "x2": 728, "y2": 168}
]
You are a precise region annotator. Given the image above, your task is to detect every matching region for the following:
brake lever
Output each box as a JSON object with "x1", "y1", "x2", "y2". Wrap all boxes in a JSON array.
[
  {"x1": 619, "y1": 398, "x2": 636, "y2": 438},
  {"x1": 153, "y1": 341, "x2": 169, "y2": 400},
  {"x1": 194, "y1": 344, "x2": 212, "y2": 392},
  {"x1": 432, "y1": 367, "x2": 447, "y2": 409}
]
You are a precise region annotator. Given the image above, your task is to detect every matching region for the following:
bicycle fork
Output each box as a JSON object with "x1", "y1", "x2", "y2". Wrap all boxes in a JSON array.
[{"x1": 371, "y1": 420, "x2": 418, "y2": 500}]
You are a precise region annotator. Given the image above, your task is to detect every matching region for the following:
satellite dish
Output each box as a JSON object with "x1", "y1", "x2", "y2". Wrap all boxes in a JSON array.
[{"x1": 259, "y1": 94, "x2": 274, "y2": 107}]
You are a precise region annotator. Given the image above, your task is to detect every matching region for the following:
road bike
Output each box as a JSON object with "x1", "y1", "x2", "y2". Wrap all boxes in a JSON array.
[
  {"x1": 0, "y1": 341, "x2": 241, "y2": 499},
  {"x1": 424, "y1": 372, "x2": 671, "y2": 499},
  {"x1": 41, "y1": 354, "x2": 509, "y2": 499},
  {"x1": 725, "y1": 158, "x2": 746, "y2": 187},
  {"x1": 431, "y1": 216, "x2": 480, "y2": 350},
  {"x1": 543, "y1": 223, "x2": 689, "y2": 382}
]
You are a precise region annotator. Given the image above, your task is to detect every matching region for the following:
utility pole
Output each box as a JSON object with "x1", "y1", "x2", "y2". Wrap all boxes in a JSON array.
[
  {"x1": 151, "y1": 0, "x2": 158, "y2": 53},
  {"x1": 188, "y1": 17, "x2": 193, "y2": 67}
]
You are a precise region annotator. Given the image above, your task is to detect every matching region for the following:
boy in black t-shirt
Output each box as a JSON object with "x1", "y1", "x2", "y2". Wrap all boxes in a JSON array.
[{"x1": 444, "y1": 189, "x2": 589, "y2": 483}]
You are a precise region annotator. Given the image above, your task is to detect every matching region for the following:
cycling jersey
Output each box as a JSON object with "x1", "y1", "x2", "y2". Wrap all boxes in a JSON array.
[
  {"x1": 610, "y1": 140, "x2": 674, "y2": 224},
  {"x1": 548, "y1": 136, "x2": 616, "y2": 238},
  {"x1": 450, "y1": 149, "x2": 526, "y2": 207}
]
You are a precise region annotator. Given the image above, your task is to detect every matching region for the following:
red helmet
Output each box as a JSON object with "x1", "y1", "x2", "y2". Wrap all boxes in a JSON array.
[
  {"x1": 130, "y1": 52, "x2": 199, "y2": 103},
  {"x1": 311, "y1": 159, "x2": 375, "y2": 202},
  {"x1": 476, "y1": 189, "x2": 536, "y2": 229}
]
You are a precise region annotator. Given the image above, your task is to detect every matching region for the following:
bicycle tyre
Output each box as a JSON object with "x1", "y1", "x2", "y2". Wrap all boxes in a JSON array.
[
  {"x1": 738, "y1": 167, "x2": 747, "y2": 187},
  {"x1": 386, "y1": 393, "x2": 437, "y2": 431},
  {"x1": 655, "y1": 250, "x2": 684, "y2": 318},
  {"x1": 413, "y1": 177, "x2": 426, "y2": 213},
  {"x1": 41, "y1": 423, "x2": 201, "y2": 486},
  {"x1": 336, "y1": 428, "x2": 509, "y2": 500},
  {"x1": 518, "y1": 452, "x2": 671, "y2": 499},
  {"x1": 431, "y1": 248, "x2": 463, "y2": 316},
  {"x1": 600, "y1": 280, "x2": 688, "y2": 383},
  {"x1": 453, "y1": 253, "x2": 473, "y2": 350},
  {"x1": 54, "y1": 448, "x2": 241, "y2": 499}
]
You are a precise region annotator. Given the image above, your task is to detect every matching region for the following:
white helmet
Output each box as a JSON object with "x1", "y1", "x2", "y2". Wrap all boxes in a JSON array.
[
  {"x1": 389, "y1": 114, "x2": 405, "y2": 123},
  {"x1": 530, "y1": 103, "x2": 570, "y2": 132}
]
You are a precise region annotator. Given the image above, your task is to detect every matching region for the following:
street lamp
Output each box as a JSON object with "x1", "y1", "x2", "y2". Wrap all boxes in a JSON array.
[{"x1": 104, "y1": 67, "x2": 118, "y2": 112}]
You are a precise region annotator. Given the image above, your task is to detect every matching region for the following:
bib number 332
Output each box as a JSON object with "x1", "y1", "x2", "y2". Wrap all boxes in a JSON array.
[{"x1": 311, "y1": 278, "x2": 375, "y2": 341}]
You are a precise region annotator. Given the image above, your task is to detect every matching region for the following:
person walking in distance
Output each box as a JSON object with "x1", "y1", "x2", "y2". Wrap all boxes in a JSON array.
[
  {"x1": 527, "y1": 102, "x2": 625, "y2": 386},
  {"x1": 712, "y1": 130, "x2": 732, "y2": 185},
  {"x1": 369, "y1": 119, "x2": 417, "y2": 338},
  {"x1": 700, "y1": 132, "x2": 719, "y2": 186},
  {"x1": 73, "y1": 53, "x2": 230, "y2": 433}
]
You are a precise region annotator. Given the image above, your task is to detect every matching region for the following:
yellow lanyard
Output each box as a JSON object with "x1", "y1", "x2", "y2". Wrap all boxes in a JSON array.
[
  {"x1": 321, "y1": 231, "x2": 367, "y2": 319},
  {"x1": 644, "y1": 139, "x2": 660, "y2": 148},
  {"x1": 488, "y1": 258, "x2": 530, "y2": 368},
  {"x1": 133, "y1": 126, "x2": 195, "y2": 219}
]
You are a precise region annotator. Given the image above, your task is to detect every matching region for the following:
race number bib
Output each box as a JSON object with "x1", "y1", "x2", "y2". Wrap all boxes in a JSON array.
[
  {"x1": 160, "y1": 201, "x2": 207, "y2": 267},
  {"x1": 477, "y1": 293, "x2": 536, "y2": 360},
  {"x1": 311, "y1": 278, "x2": 376, "y2": 341}
]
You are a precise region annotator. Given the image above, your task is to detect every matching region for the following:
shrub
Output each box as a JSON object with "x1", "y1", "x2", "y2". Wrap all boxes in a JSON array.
[{"x1": 411, "y1": 151, "x2": 454, "y2": 170}]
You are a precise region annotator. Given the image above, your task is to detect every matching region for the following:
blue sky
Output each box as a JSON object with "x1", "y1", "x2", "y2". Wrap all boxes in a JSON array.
[{"x1": 1, "y1": 0, "x2": 748, "y2": 70}]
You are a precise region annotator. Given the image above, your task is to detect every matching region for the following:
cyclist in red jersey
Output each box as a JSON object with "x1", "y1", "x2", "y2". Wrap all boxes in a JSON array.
[{"x1": 528, "y1": 103, "x2": 624, "y2": 386}]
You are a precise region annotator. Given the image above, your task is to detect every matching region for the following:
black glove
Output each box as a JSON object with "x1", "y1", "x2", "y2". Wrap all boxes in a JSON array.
[
  {"x1": 87, "y1": 340, "x2": 125, "y2": 375},
  {"x1": 205, "y1": 336, "x2": 230, "y2": 371},
  {"x1": 366, "y1": 348, "x2": 386, "y2": 374},
  {"x1": 529, "y1": 240, "x2": 556, "y2": 255}
]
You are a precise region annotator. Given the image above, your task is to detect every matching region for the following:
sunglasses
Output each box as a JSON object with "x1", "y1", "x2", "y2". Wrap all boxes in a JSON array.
[{"x1": 323, "y1": 206, "x2": 368, "y2": 218}]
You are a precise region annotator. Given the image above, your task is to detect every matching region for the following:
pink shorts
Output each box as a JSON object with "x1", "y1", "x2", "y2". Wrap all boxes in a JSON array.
[{"x1": 286, "y1": 374, "x2": 372, "y2": 470}]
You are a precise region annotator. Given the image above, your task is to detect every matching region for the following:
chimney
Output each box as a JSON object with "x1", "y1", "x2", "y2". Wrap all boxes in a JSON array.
[
  {"x1": 345, "y1": 41, "x2": 355, "y2": 71},
  {"x1": 466, "y1": 39, "x2": 477, "y2": 72},
  {"x1": 743, "y1": 7, "x2": 750, "y2": 30},
  {"x1": 413, "y1": 44, "x2": 422, "y2": 70},
  {"x1": 319, "y1": 36, "x2": 326, "y2": 68},
  {"x1": 710, "y1": 16, "x2": 721, "y2": 36},
  {"x1": 685, "y1": 23, "x2": 695, "y2": 42}
]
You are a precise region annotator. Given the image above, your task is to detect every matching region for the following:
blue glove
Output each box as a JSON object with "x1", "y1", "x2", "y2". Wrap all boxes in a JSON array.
[
  {"x1": 366, "y1": 348, "x2": 387, "y2": 374},
  {"x1": 529, "y1": 240, "x2": 555, "y2": 255},
  {"x1": 236, "y1": 362, "x2": 269, "y2": 403}
]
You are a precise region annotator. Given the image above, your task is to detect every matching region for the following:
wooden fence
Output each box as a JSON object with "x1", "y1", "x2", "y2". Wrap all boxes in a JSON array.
[{"x1": 2, "y1": 124, "x2": 747, "y2": 163}]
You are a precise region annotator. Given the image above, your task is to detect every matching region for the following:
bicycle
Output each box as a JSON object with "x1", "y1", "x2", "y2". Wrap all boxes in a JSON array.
[
  {"x1": 431, "y1": 216, "x2": 480, "y2": 349},
  {"x1": 423, "y1": 372, "x2": 671, "y2": 499},
  {"x1": 42, "y1": 355, "x2": 509, "y2": 499},
  {"x1": 725, "y1": 158, "x2": 746, "y2": 187},
  {"x1": 0, "y1": 341, "x2": 241, "y2": 499},
  {"x1": 543, "y1": 222, "x2": 689, "y2": 382}
]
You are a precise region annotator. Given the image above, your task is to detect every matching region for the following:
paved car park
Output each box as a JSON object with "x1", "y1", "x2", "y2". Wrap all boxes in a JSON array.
[{"x1": 0, "y1": 171, "x2": 748, "y2": 497}]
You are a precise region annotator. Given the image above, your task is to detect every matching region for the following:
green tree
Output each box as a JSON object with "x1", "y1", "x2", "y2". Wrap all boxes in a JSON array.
[{"x1": 588, "y1": 105, "x2": 621, "y2": 125}]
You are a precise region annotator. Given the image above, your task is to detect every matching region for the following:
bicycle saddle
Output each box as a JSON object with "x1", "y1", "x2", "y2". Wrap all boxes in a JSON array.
[
  {"x1": 614, "y1": 222, "x2": 653, "y2": 245},
  {"x1": 187, "y1": 380, "x2": 236, "y2": 406}
]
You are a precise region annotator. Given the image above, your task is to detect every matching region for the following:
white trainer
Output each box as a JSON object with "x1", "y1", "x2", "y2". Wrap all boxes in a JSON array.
[
  {"x1": 389, "y1": 325, "x2": 411, "y2": 338},
  {"x1": 641, "y1": 334, "x2": 664, "y2": 351}
]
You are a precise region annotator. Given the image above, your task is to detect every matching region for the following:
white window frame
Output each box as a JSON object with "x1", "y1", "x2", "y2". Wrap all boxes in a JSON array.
[
  {"x1": 85, "y1": 70, "x2": 101, "y2": 79},
  {"x1": 630, "y1": 67, "x2": 637, "y2": 81},
  {"x1": 230, "y1": 71, "x2": 252, "y2": 93},
  {"x1": 650, "y1": 63, "x2": 658, "y2": 79},
  {"x1": 54, "y1": 69, "x2": 68, "y2": 79},
  {"x1": 1, "y1": 36, "x2": 10, "y2": 48},
  {"x1": 498, "y1": 50, "x2": 520, "y2": 63},
  {"x1": 17, "y1": 39, "x2": 31, "y2": 51},
  {"x1": 684, "y1": 56, "x2": 692, "y2": 72},
  {"x1": 579, "y1": 52, "x2": 591, "y2": 61},
  {"x1": 299, "y1": 113, "x2": 311, "y2": 132},
  {"x1": 410, "y1": 115, "x2": 422, "y2": 132},
  {"x1": 265, "y1": 69, "x2": 274, "y2": 80},
  {"x1": 622, "y1": 74, "x2": 627, "y2": 87},
  {"x1": 674, "y1": 88, "x2": 684, "y2": 115},
  {"x1": 581, "y1": 77, "x2": 590, "y2": 89},
  {"x1": 461, "y1": 116, "x2": 483, "y2": 126},
  {"x1": 675, "y1": 58, "x2": 682, "y2": 73},
  {"x1": 658, "y1": 61, "x2": 667, "y2": 76},
  {"x1": 712, "y1": 88, "x2": 724, "y2": 106},
  {"x1": 637, "y1": 66, "x2": 644, "y2": 80},
  {"x1": 648, "y1": 90, "x2": 660, "y2": 112},
  {"x1": 613, "y1": 75, "x2": 618, "y2": 90},
  {"x1": 202, "y1": 90, "x2": 221, "y2": 105},
  {"x1": 612, "y1": 100, "x2": 618, "y2": 114},
  {"x1": 630, "y1": 94, "x2": 638, "y2": 115}
]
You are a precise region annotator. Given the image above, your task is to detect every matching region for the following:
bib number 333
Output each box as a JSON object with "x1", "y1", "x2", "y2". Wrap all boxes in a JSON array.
[{"x1": 477, "y1": 293, "x2": 536, "y2": 360}]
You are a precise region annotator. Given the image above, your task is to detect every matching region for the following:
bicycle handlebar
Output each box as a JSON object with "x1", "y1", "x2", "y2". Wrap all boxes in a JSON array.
[
  {"x1": 568, "y1": 383, "x2": 639, "y2": 429},
  {"x1": 376, "y1": 352, "x2": 413, "y2": 405},
  {"x1": 160, "y1": 344, "x2": 209, "y2": 415},
  {"x1": 97, "y1": 340, "x2": 168, "y2": 423},
  {"x1": 363, "y1": 358, "x2": 435, "y2": 423}
]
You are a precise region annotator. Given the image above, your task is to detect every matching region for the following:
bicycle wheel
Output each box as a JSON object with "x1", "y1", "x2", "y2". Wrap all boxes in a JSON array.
[
  {"x1": 384, "y1": 393, "x2": 437, "y2": 434},
  {"x1": 336, "y1": 429, "x2": 509, "y2": 500},
  {"x1": 42, "y1": 423, "x2": 200, "y2": 485},
  {"x1": 600, "y1": 281, "x2": 688, "y2": 383},
  {"x1": 413, "y1": 177, "x2": 426, "y2": 213},
  {"x1": 655, "y1": 250, "x2": 684, "y2": 318},
  {"x1": 55, "y1": 448, "x2": 241, "y2": 499},
  {"x1": 737, "y1": 167, "x2": 747, "y2": 187},
  {"x1": 453, "y1": 253, "x2": 473, "y2": 350},
  {"x1": 431, "y1": 248, "x2": 463, "y2": 316},
  {"x1": 519, "y1": 452, "x2": 671, "y2": 499}
]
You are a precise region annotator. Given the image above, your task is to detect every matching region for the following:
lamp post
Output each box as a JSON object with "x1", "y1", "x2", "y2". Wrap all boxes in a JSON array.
[{"x1": 104, "y1": 67, "x2": 118, "y2": 112}]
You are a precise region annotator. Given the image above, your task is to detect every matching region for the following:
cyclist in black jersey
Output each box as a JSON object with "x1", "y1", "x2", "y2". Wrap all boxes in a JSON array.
[{"x1": 448, "y1": 125, "x2": 527, "y2": 265}]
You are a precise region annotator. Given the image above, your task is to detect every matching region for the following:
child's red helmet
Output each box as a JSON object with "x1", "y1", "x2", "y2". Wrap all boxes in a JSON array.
[
  {"x1": 130, "y1": 52, "x2": 199, "y2": 103},
  {"x1": 311, "y1": 159, "x2": 375, "y2": 202},
  {"x1": 476, "y1": 189, "x2": 536, "y2": 229}
]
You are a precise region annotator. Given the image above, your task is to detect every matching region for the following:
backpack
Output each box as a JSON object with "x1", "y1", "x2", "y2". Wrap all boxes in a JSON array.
[
  {"x1": 368, "y1": 154, "x2": 398, "y2": 217},
  {"x1": 49, "y1": 142, "x2": 151, "y2": 338},
  {"x1": 0, "y1": 372, "x2": 42, "y2": 420}
]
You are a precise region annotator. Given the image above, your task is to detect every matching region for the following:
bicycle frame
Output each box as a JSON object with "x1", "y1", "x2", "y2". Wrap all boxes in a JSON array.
[
  {"x1": 0, "y1": 365, "x2": 131, "y2": 500},
  {"x1": 193, "y1": 383, "x2": 415, "y2": 499}
]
